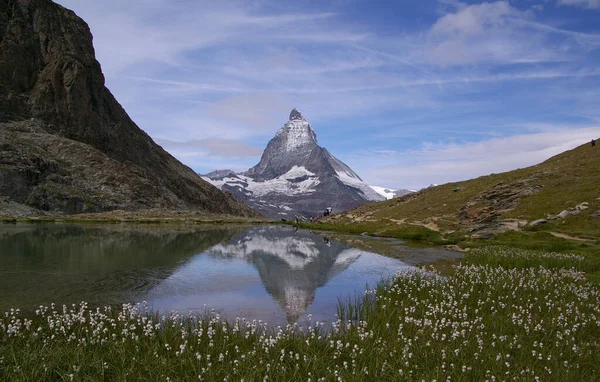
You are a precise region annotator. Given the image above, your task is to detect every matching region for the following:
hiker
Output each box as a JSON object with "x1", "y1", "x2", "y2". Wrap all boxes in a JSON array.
[{"x1": 593, "y1": 139, "x2": 596, "y2": 147}]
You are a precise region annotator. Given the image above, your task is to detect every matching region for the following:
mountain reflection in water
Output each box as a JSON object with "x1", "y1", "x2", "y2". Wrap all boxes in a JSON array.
[
  {"x1": 146, "y1": 226, "x2": 410, "y2": 325},
  {"x1": 0, "y1": 224, "x2": 411, "y2": 326}
]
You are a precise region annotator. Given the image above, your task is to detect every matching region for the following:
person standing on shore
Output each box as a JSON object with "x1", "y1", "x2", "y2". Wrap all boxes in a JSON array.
[{"x1": 592, "y1": 139, "x2": 596, "y2": 147}]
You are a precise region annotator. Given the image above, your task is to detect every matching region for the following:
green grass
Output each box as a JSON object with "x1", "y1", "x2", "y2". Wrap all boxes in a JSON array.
[
  {"x1": 323, "y1": 140, "x2": 600, "y2": 243},
  {"x1": 293, "y1": 221, "x2": 459, "y2": 246},
  {"x1": 1, "y1": 247, "x2": 599, "y2": 381},
  {"x1": 463, "y1": 230, "x2": 600, "y2": 254}
]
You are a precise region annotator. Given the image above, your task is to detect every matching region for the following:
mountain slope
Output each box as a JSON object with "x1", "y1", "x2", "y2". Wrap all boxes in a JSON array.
[
  {"x1": 203, "y1": 109, "x2": 384, "y2": 219},
  {"x1": 0, "y1": 0, "x2": 256, "y2": 217},
  {"x1": 326, "y1": 141, "x2": 600, "y2": 240}
]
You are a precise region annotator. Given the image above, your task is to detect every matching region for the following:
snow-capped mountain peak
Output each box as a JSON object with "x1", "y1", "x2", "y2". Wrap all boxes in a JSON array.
[
  {"x1": 204, "y1": 109, "x2": 385, "y2": 218},
  {"x1": 289, "y1": 108, "x2": 305, "y2": 121},
  {"x1": 275, "y1": 109, "x2": 318, "y2": 151}
]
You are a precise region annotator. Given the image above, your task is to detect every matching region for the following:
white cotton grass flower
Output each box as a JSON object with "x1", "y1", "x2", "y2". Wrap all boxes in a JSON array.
[{"x1": 0, "y1": 247, "x2": 598, "y2": 380}]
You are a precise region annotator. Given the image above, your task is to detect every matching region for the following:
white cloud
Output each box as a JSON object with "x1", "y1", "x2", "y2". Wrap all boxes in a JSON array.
[
  {"x1": 427, "y1": 1, "x2": 526, "y2": 66},
  {"x1": 430, "y1": 1, "x2": 518, "y2": 37},
  {"x1": 558, "y1": 0, "x2": 600, "y2": 9},
  {"x1": 352, "y1": 127, "x2": 600, "y2": 190},
  {"x1": 424, "y1": 1, "x2": 587, "y2": 66},
  {"x1": 56, "y1": 0, "x2": 364, "y2": 76}
]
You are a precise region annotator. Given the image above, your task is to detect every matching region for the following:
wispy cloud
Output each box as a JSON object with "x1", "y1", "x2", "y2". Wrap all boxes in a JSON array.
[
  {"x1": 351, "y1": 127, "x2": 600, "y2": 189},
  {"x1": 557, "y1": 0, "x2": 600, "y2": 9},
  {"x1": 54, "y1": 0, "x2": 600, "y2": 186}
]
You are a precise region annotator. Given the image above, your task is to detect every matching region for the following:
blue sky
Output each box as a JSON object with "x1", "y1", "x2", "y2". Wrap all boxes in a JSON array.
[{"x1": 55, "y1": 0, "x2": 600, "y2": 190}]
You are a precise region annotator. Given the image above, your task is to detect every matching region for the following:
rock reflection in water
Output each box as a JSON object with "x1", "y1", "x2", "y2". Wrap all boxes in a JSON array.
[{"x1": 0, "y1": 223, "x2": 241, "y2": 309}]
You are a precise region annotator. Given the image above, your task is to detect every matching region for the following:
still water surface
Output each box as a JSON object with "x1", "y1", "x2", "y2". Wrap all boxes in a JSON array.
[{"x1": 0, "y1": 224, "x2": 451, "y2": 326}]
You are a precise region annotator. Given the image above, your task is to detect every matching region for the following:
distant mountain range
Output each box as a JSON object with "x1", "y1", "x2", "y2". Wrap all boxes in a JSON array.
[
  {"x1": 202, "y1": 109, "x2": 385, "y2": 219},
  {"x1": 370, "y1": 186, "x2": 416, "y2": 200}
]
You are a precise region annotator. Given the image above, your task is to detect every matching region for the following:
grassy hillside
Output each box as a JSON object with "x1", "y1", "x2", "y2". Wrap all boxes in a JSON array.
[{"x1": 324, "y1": 140, "x2": 600, "y2": 240}]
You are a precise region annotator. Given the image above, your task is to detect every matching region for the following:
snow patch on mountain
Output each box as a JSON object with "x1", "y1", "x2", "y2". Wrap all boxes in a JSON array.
[
  {"x1": 370, "y1": 186, "x2": 397, "y2": 200},
  {"x1": 277, "y1": 118, "x2": 317, "y2": 152},
  {"x1": 335, "y1": 170, "x2": 383, "y2": 201},
  {"x1": 370, "y1": 186, "x2": 417, "y2": 200},
  {"x1": 203, "y1": 166, "x2": 320, "y2": 198}
]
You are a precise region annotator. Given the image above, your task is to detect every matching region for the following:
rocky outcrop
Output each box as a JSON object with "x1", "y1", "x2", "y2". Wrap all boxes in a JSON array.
[
  {"x1": 459, "y1": 177, "x2": 544, "y2": 226},
  {"x1": 0, "y1": 0, "x2": 256, "y2": 217},
  {"x1": 203, "y1": 109, "x2": 384, "y2": 219},
  {"x1": 546, "y1": 202, "x2": 589, "y2": 220}
]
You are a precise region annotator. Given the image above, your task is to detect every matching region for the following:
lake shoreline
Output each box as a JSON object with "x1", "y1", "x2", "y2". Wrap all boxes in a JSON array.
[{"x1": 0, "y1": 209, "x2": 268, "y2": 225}]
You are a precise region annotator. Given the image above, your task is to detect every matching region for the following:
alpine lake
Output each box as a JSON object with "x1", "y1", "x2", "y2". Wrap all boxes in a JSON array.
[{"x1": 0, "y1": 223, "x2": 461, "y2": 327}]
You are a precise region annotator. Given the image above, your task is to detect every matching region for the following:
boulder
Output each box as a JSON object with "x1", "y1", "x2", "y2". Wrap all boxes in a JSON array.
[
  {"x1": 557, "y1": 210, "x2": 570, "y2": 219},
  {"x1": 576, "y1": 202, "x2": 589, "y2": 211},
  {"x1": 529, "y1": 219, "x2": 548, "y2": 227}
]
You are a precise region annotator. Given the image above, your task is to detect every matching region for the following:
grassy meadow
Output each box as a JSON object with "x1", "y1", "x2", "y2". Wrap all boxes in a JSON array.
[
  {"x1": 319, "y1": 141, "x2": 600, "y2": 245},
  {"x1": 1, "y1": 246, "x2": 598, "y2": 381}
]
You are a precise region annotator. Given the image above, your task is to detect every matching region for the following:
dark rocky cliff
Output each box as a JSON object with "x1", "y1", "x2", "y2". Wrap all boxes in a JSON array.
[{"x1": 0, "y1": 0, "x2": 257, "y2": 216}]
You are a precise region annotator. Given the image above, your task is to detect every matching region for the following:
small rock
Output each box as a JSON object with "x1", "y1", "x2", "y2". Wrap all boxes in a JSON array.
[
  {"x1": 360, "y1": 232, "x2": 369, "y2": 236},
  {"x1": 517, "y1": 220, "x2": 529, "y2": 228},
  {"x1": 592, "y1": 210, "x2": 600, "y2": 219},
  {"x1": 571, "y1": 210, "x2": 580, "y2": 216},
  {"x1": 547, "y1": 214, "x2": 558, "y2": 220},
  {"x1": 557, "y1": 210, "x2": 570, "y2": 219},
  {"x1": 452, "y1": 188, "x2": 462, "y2": 192},
  {"x1": 529, "y1": 219, "x2": 548, "y2": 226},
  {"x1": 442, "y1": 244, "x2": 469, "y2": 252},
  {"x1": 576, "y1": 202, "x2": 589, "y2": 211}
]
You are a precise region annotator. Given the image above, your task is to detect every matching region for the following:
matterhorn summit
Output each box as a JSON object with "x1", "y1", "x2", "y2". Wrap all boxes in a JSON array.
[
  {"x1": 246, "y1": 109, "x2": 319, "y2": 180},
  {"x1": 203, "y1": 109, "x2": 384, "y2": 218}
]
